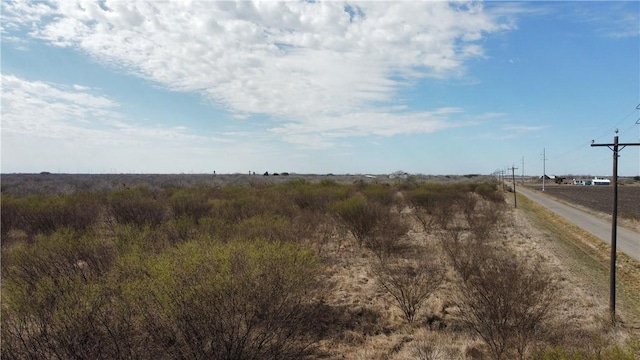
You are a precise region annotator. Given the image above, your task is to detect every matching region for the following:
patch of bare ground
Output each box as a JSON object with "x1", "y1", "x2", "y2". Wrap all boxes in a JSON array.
[{"x1": 313, "y1": 211, "x2": 475, "y2": 359}]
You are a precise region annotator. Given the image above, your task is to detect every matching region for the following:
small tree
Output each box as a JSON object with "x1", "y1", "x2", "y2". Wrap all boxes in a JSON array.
[
  {"x1": 330, "y1": 195, "x2": 388, "y2": 246},
  {"x1": 463, "y1": 200, "x2": 505, "y2": 242},
  {"x1": 406, "y1": 188, "x2": 439, "y2": 234},
  {"x1": 455, "y1": 248, "x2": 558, "y2": 360},
  {"x1": 365, "y1": 211, "x2": 409, "y2": 259},
  {"x1": 374, "y1": 249, "x2": 443, "y2": 323}
]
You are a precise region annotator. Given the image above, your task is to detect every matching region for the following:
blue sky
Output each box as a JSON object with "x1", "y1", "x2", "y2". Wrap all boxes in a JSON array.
[{"x1": 1, "y1": 1, "x2": 639, "y2": 176}]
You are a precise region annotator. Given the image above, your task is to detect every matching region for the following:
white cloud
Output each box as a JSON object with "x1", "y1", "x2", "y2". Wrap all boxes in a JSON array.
[
  {"x1": 0, "y1": 74, "x2": 224, "y2": 145},
  {"x1": 2, "y1": 0, "x2": 513, "y2": 144},
  {"x1": 2, "y1": 74, "x2": 120, "y2": 138}
]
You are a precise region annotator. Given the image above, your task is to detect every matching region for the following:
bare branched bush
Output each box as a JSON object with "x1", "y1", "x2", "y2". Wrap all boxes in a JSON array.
[
  {"x1": 439, "y1": 228, "x2": 486, "y2": 283},
  {"x1": 406, "y1": 188, "x2": 439, "y2": 234},
  {"x1": 365, "y1": 211, "x2": 409, "y2": 259},
  {"x1": 431, "y1": 190, "x2": 462, "y2": 230},
  {"x1": 455, "y1": 248, "x2": 558, "y2": 360},
  {"x1": 464, "y1": 200, "x2": 505, "y2": 242},
  {"x1": 374, "y1": 248, "x2": 444, "y2": 323}
]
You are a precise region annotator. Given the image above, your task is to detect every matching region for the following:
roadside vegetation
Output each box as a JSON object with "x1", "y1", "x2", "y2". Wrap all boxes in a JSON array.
[{"x1": 2, "y1": 175, "x2": 638, "y2": 359}]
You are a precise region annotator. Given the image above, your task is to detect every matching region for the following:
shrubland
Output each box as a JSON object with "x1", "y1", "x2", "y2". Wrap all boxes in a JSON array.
[{"x1": 1, "y1": 175, "x2": 637, "y2": 359}]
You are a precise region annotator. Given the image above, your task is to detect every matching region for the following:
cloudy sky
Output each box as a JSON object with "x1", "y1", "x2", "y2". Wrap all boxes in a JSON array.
[{"x1": 2, "y1": 1, "x2": 639, "y2": 176}]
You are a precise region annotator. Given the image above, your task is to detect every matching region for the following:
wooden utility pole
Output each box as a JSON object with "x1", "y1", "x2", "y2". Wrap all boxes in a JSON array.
[
  {"x1": 541, "y1": 148, "x2": 547, "y2": 191},
  {"x1": 591, "y1": 131, "x2": 640, "y2": 323},
  {"x1": 508, "y1": 164, "x2": 518, "y2": 208}
]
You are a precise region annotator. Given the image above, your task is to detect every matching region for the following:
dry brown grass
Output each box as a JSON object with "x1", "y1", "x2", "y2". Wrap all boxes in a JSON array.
[
  {"x1": 512, "y1": 194, "x2": 640, "y2": 345},
  {"x1": 312, "y1": 190, "x2": 639, "y2": 359},
  {"x1": 3, "y1": 176, "x2": 638, "y2": 359}
]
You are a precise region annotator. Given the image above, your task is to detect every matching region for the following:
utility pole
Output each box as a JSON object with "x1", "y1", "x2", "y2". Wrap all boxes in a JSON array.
[
  {"x1": 508, "y1": 164, "x2": 518, "y2": 207},
  {"x1": 591, "y1": 130, "x2": 640, "y2": 323},
  {"x1": 521, "y1": 156, "x2": 525, "y2": 183},
  {"x1": 541, "y1": 148, "x2": 548, "y2": 191}
]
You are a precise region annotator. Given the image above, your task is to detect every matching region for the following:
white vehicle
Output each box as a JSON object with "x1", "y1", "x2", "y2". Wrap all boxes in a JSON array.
[{"x1": 591, "y1": 177, "x2": 610, "y2": 186}]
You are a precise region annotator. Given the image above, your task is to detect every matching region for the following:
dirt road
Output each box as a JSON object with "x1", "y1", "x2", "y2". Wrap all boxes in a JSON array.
[{"x1": 517, "y1": 185, "x2": 640, "y2": 262}]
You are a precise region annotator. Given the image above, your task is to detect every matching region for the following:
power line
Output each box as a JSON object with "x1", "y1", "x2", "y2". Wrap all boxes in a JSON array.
[
  {"x1": 549, "y1": 104, "x2": 640, "y2": 161},
  {"x1": 591, "y1": 131, "x2": 640, "y2": 324}
]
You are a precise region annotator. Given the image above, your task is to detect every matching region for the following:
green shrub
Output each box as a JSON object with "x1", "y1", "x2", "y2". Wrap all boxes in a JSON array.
[
  {"x1": 112, "y1": 223, "x2": 176, "y2": 254},
  {"x1": 289, "y1": 183, "x2": 338, "y2": 213},
  {"x1": 533, "y1": 343, "x2": 639, "y2": 360},
  {"x1": 210, "y1": 197, "x2": 261, "y2": 223},
  {"x1": 1, "y1": 196, "x2": 20, "y2": 240},
  {"x1": 360, "y1": 183, "x2": 396, "y2": 206},
  {"x1": 231, "y1": 213, "x2": 297, "y2": 242},
  {"x1": 1, "y1": 229, "x2": 123, "y2": 359},
  {"x1": 2, "y1": 228, "x2": 115, "y2": 292},
  {"x1": 17, "y1": 195, "x2": 62, "y2": 237},
  {"x1": 128, "y1": 239, "x2": 324, "y2": 359},
  {"x1": 8, "y1": 193, "x2": 103, "y2": 239},
  {"x1": 471, "y1": 181, "x2": 503, "y2": 203},
  {"x1": 330, "y1": 195, "x2": 388, "y2": 246},
  {"x1": 169, "y1": 187, "x2": 212, "y2": 222},
  {"x1": 406, "y1": 185, "x2": 461, "y2": 232},
  {"x1": 164, "y1": 214, "x2": 199, "y2": 244},
  {"x1": 109, "y1": 187, "x2": 166, "y2": 227}
]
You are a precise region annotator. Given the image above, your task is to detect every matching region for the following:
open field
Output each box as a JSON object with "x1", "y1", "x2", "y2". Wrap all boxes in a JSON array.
[
  {"x1": 2, "y1": 174, "x2": 639, "y2": 359},
  {"x1": 520, "y1": 182, "x2": 640, "y2": 234},
  {"x1": 524, "y1": 183, "x2": 640, "y2": 221},
  {"x1": 0, "y1": 173, "x2": 493, "y2": 196}
]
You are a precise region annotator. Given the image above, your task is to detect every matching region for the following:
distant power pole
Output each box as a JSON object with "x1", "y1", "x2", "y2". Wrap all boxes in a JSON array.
[
  {"x1": 541, "y1": 148, "x2": 548, "y2": 191},
  {"x1": 508, "y1": 164, "x2": 518, "y2": 207},
  {"x1": 521, "y1": 156, "x2": 525, "y2": 183},
  {"x1": 591, "y1": 131, "x2": 640, "y2": 323}
]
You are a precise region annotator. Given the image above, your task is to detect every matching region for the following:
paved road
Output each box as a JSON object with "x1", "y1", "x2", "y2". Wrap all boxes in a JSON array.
[{"x1": 516, "y1": 185, "x2": 640, "y2": 262}]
